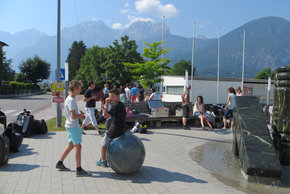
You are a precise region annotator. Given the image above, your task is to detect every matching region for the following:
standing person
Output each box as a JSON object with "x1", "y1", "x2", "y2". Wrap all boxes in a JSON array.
[
  {"x1": 81, "y1": 80, "x2": 102, "y2": 135},
  {"x1": 193, "y1": 96, "x2": 213, "y2": 130},
  {"x1": 120, "y1": 88, "x2": 126, "y2": 103},
  {"x1": 148, "y1": 88, "x2": 159, "y2": 100},
  {"x1": 236, "y1": 86, "x2": 243, "y2": 96},
  {"x1": 222, "y1": 87, "x2": 236, "y2": 131},
  {"x1": 103, "y1": 84, "x2": 109, "y2": 99},
  {"x1": 56, "y1": 80, "x2": 92, "y2": 177},
  {"x1": 96, "y1": 88, "x2": 127, "y2": 167},
  {"x1": 181, "y1": 85, "x2": 191, "y2": 130},
  {"x1": 137, "y1": 86, "x2": 145, "y2": 102},
  {"x1": 130, "y1": 84, "x2": 138, "y2": 102},
  {"x1": 124, "y1": 84, "x2": 131, "y2": 102}
]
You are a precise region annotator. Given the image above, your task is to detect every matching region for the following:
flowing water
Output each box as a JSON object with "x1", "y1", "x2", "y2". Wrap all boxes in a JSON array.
[{"x1": 189, "y1": 142, "x2": 290, "y2": 194}]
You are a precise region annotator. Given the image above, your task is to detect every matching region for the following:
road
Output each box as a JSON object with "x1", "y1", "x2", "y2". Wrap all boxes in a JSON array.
[{"x1": 0, "y1": 93, "x2": 52, "y2": 123}]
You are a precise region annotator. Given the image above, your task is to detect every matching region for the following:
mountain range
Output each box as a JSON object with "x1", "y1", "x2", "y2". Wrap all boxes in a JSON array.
[{"x1": 2, "y1": 16, "x2": 290, "y2": 80}]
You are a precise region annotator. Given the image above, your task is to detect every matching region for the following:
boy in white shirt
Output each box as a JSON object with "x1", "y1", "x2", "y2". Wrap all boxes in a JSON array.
[{"x1": 56, "y1": 80, "x2": 92, "y2": 177}]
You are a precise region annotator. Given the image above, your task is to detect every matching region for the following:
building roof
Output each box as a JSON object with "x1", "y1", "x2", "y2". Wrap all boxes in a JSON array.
[
  {"x1": 0, "y1": 41, "x2": 9, "y2": 47},
  {"x1": 163, "y1": 75, "x2": 275, "y2": 84}
]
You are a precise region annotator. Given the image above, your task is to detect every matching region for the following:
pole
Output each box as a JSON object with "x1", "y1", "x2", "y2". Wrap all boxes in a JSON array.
[
  {"x1": 160, "y1": 15, "x2": 165, "y2": 99},
  {"x1": 65, "y1": 61, "x2": 69, "y2": 99},
  {"x1": 267, "y1": 77, "x2": 271, "y2": 105},
  {"x1": 56, "y1": 0, "x2": 62, "y2": 127},
  {"x1": 217, "y1": 27, "x2": 221, "y2": 104},
  {"x1": 190, "y1": 22, "x2": 196, "y2": 103},
  {"x1": 242, "y1": 29, "x2": 246, "y2": 94}
]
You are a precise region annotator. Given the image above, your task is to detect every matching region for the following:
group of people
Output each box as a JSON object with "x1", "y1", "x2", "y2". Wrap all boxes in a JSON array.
[
  {"x1": 105, "y1": 83, "x2": 146, "y2": 103},
  {"x1": 182, "y1": 85, "x2": 243, "y2": 130},
  {"x1": 56, "y1": 80, "x2": 127, "y2": 177}
]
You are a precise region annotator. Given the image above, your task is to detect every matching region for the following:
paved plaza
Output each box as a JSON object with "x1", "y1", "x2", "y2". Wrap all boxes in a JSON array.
[
  {"x1": 1, "y1": 97, "x2": 289, "y2": 194},
  {"x1": 0, "y1": 125, "x2": 244, "y2": 194}
]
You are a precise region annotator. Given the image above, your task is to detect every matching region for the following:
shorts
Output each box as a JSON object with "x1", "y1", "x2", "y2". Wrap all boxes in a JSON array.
[
  {"x1": 131, "y1": 95, "x2": 137, "y2": 101},
  {"x1": 66, "y1": 127, "x2": 82, "y2": 145},
  {"x1": 101, "y1": 133, "x2": 112, "y2": 147},
  {"x1": 224, "y1": 109, "x2": 233, "y2": 119},
  {"x1": 182, "y1": 105, "x2": 189, "y2": 118},
  {"x1": 193, "y1": 111, "x2": 203, "y2": 117},
  {"x1": 83, "y1": 107, "x2": 98, "y2": 127}
]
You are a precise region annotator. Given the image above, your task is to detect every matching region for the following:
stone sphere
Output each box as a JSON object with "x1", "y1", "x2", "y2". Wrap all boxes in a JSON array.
[{"x1": 107, "y1": 131, "x2": 145, "y2": 174}]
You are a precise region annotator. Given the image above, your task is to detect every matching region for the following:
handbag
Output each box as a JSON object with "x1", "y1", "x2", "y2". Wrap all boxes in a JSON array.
[{"x1": 126, "y1": 107, "x2": 134, "y2": 119}]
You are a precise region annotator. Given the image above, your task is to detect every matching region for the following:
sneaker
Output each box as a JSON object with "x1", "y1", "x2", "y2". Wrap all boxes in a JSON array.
[
  {"x1": 96, "y1": 159, "x2": 108, "y2": 167},
  {"x1": 56, "y1": 163, "x2": 70, "y2": 171},
  {"x1": 76, "y1": 168, "x2": 92, "y2": 177},
  {"x1": 221, "y1": 128, "x2": 227, "y2": 130},
  {"x1": 183, "y1": 126, "x2": 190, "y2": 130},
  {"x1": 98, "y1": 131, "x2": 105, "y2": 137},
  {"x1": 82, "y1": 131, "x2": 87, "y2": 135}
]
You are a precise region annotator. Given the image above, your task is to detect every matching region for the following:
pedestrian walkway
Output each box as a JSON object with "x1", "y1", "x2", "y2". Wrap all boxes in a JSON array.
[{"x1": 0, "y1": 126, "x2": 245, "y2": 194}]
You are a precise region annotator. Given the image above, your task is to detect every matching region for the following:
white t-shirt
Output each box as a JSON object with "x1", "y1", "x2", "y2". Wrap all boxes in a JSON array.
[
  {"x1": 65, "y1": 95, "x2": 80, "y2": 128},
  {"x1": 149, "y1": 92, "x2": 159, "y2": 100},
  {"x1": 125, "y1": 88, "x2": 131, "y2": 101}
]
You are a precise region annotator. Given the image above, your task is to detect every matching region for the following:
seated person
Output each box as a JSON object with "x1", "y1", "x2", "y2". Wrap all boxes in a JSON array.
[
  {"x1": 96, "y1": 88, "x2": 127, "y2": 167},
  {"x1": 193, "y1": 96, "x2": 213, "y2": 130},
  {"x1": 148, "y1": 88, "x2": 159, "y2": 100}
]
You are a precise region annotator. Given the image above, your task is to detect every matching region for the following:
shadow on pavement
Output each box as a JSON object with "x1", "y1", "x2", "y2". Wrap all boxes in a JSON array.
[
  {"x1": 9, "y1": 144, "x2": 38, "y2": 159},
  {"x1": 30, "y1": 132, "x2": 56, "y2": 139},
  {"x1": 90, "y1": 166, "x2": 207, "y2": 184},
  {"x1": 0, "y1": 163, "x2": 40, "y2": 172},
  {"x1": 153, "y1": 131, "x2": 230, "y2": 144}
]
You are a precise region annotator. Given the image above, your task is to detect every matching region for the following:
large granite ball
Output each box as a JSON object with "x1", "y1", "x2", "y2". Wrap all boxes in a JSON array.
[{"x1": 107, "y1": 131, "x2": 145, "y2": 174}]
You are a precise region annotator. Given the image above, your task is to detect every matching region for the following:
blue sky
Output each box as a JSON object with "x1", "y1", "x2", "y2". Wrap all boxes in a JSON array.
[{"x1": 1, "y1": 0, "x2": 290, "y2": 38}]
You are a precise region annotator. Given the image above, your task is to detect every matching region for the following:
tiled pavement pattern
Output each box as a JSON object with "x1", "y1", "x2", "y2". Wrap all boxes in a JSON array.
[{"x1": 0, "y1": 127, "x2": 244, "y2": 194}]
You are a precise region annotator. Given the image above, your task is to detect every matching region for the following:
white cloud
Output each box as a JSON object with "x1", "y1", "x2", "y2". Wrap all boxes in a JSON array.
[
  {"x1": 120, "y1": 9, "x2": 129, "y2": 14},
  {"x1": 112, "y1": 23, "x2": 123, "y2": 29},
  {"x1": 135, "y1": 0, "x2": 178, "y2": 18},
  {"x1": 124, "y1": 2, "x2": 130, "y2": 8},
  {"x1": 126, "y1": 15, "x2": 154, "y2": 27}
]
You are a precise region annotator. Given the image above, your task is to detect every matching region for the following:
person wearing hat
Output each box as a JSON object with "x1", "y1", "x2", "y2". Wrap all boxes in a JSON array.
[{"x1": 181, "y1": 85, "x2": 191, "y2": 130}]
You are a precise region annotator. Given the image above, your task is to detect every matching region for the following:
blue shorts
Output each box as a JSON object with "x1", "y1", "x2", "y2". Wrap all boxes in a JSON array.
[
  {"x1": 224, "y1": 109, "x2": 233, "y2": 119},
  {"x1": 194, "y1": 111, "x2": 203, "y2": 117},
  {"x1": 66, "y1": 127, "x2": 82, "y2": 145}
]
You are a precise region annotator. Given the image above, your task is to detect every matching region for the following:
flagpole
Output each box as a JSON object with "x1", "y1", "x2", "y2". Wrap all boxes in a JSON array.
[
  {"x1": 160, "y1": 15, "x2": 165, "y2": 98},
  {"x1": 217, "y1": 27, "x2": 221, "y2": 104},
  {"x1": 191, "y1": 22, "x2": 196, "y2": 102},
  {"x1": 242, "y1": 29, "x2": 245, "y2": 94}
]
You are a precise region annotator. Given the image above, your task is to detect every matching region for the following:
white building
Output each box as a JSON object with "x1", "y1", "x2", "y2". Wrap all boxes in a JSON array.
[{"x1": 154, "y1": 75, "x2": 274, "y2": 104}]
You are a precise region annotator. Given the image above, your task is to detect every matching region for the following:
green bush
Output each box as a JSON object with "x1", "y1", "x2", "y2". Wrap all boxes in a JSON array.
[{"x1": 9, "y1": 81, "x2": 20, "y2": 90}]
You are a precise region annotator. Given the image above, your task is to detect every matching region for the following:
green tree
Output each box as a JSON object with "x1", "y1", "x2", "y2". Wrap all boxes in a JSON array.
[
  {"x1": 0, "y1": 46, "x2": 13, "y2": 85},
  {"x1": 19, "y1": 55, "x2": 51, "y2": 84},
  {"x1": 67, "y1": 41, "x2": 86, "y2": 81},
  {"x1": 170, "y1": 59, "x2": 196, "y2": 76},
  {"x1": 103, "y1": 35, "x2": 143, "y2": 87},
  {"x1": 14, "y1": 73, "x2": 29, "y2": 82},
  {"x1": 255, "y1": 67, "x2": 275, "y2": 79},
  {"x1": 75, "y1": 36, "x2": 143, "y2": 88},
  {"x1": 75, "y1": 46, "x2": 108, "y2": 88},
  {"x1": 124, "y1": 41, "x2": 171, "y2": 88}
]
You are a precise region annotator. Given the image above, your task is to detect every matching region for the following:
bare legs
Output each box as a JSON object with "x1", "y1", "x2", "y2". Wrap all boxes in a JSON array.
[
  {"x1": 59, "y1": 142, "x2": 82, "y2": 168},
  {"x1": 199, "y1": 115, "x2": 213, "y2": 129}
]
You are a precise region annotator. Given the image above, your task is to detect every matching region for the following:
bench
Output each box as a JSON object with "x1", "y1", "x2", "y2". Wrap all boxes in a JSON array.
[{"x1": 124, "y1": 101, "x2": 199, "y2": 127}]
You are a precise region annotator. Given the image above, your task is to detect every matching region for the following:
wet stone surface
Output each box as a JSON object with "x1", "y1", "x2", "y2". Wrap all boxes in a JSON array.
[{"x1": 189, "y1": 141, "x2": 290, "y2": 194}]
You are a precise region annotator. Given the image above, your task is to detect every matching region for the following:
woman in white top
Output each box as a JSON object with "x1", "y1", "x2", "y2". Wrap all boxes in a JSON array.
[
  {"x1": 235, "y1": 86, "x2": 243, "y2": 96},
  {"x1": 149, "y1": 88, "x2": 159, "y2": 100},
  {"x1": 193, "y1": 96, "x2": 213, "y2": 130}
]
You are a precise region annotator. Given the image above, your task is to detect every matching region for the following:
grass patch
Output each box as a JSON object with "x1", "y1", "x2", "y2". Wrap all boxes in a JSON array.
[{"x1": 46, "y1": 116, "x2": 106, "y2": 131}]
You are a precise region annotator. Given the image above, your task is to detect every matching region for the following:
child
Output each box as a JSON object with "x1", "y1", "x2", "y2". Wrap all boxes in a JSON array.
[
  {"x1": 96, "y1": 88, "x2": 127, "y2": 167},
  {"x1": 81, "y1": 80, "x2": 102, "y2": 135},
  {"x1": 56, "y1": 80, "x2": 92, "y2": 177},
  {"x1": 222, "y1": 87, "x2": 236, "y2": 131}
]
